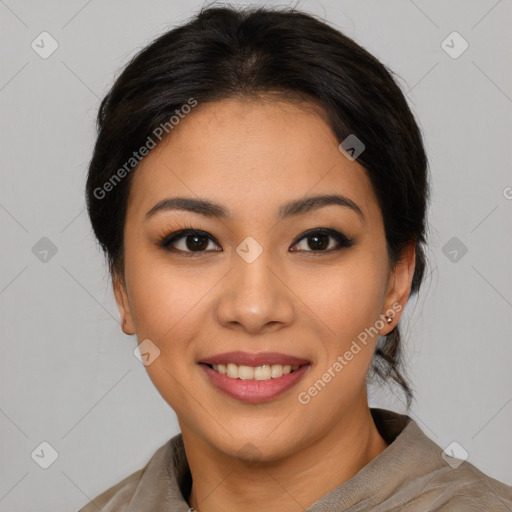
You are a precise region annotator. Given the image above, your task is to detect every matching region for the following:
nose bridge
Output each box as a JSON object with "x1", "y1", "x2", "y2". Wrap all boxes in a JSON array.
[
  {"x1": 235, "y1": 244, "x2": 275, "y2": 301},
  {"x1": 215, "y1": 236, "x2": 294, "y2": 333}
]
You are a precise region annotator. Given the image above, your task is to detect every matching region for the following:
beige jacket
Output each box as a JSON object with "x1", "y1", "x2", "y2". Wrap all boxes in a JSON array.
[{"x1": 77, "y1": 408, "x2": 512, "y2": 511}]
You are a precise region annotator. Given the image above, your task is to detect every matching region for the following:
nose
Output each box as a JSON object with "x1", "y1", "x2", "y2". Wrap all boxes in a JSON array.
[{"x1": 215, "y1": 245, "x2": 295, "y2": 335}]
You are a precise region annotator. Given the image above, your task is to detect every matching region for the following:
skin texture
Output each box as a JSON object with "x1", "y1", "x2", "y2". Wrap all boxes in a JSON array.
[{"x1": 113, "y1": 97, "x2": 416, "y2": 512}]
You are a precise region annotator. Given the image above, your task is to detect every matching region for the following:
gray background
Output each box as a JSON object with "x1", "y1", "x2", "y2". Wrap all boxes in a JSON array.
[{"x1": 1, "y1": 0, "x2": 511, "y2": 510}]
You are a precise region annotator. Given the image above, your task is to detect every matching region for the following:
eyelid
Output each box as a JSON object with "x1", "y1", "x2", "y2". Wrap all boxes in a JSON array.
[
  {"x1": 158, "y1": 226, "x2": 355, "y2": 254},
  {"x1": 290, "y1": 227, "x2": 355, "y2": 250},
  {"x1": 159, "y1": 228, "x2": 221, "y2": 253}
]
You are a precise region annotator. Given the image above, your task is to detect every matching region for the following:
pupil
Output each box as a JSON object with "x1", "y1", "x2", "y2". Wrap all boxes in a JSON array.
[
  {"x1": 187, "y1": 235, "x2": 208, "y2": 251},
  {"x1": 309, "y1": 233, "x2": 328, "y2": 250}
]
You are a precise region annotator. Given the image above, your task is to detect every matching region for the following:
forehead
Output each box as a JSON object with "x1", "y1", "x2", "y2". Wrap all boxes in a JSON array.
[{"x1": 127, "y1": 98, "x2": 380, "y2": 225}]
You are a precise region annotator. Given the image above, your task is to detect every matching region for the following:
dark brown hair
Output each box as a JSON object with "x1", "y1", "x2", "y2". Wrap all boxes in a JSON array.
[{"x1": 86, "y1": 5, "x2": 431, "y2": 408}]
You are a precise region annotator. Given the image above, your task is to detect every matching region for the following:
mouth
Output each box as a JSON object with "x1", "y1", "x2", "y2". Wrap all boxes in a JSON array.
[
  {"x1": 203, "y1": 362, "x2": 305, "y2": 380},
  {"x1": 198, "y1": 350, "x2": 310, "y2": 368},
  {"x1": 197, "y1": 352, "x2": 311, "y2": 402}
]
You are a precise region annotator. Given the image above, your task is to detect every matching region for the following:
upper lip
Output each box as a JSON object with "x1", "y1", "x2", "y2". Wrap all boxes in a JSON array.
[{"x1": 198, "y1": 351, "x2": 310, "y2": 367}]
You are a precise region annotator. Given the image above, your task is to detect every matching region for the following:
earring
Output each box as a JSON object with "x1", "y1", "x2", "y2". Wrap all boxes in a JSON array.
[{"x1": 385, "y1": 316, "x2": 393, "y2": 324}]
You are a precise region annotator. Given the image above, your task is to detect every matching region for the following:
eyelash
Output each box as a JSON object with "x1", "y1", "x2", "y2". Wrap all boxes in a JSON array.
[{"x1": 157, "y1": 222, "x2": 355, "y2": 257}]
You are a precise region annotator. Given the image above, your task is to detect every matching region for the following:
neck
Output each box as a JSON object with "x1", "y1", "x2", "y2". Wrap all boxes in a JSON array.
[{"x1": 183, "y1": 400, "x2": 388, "y2": 512}]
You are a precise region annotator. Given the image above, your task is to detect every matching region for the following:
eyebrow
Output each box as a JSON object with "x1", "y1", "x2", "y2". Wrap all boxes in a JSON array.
[{"x1": 145, "y1": 194, "x2": 366, "y2": 223}]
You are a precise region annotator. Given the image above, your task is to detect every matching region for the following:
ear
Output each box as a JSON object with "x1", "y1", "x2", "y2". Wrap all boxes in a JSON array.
[
  {"x1": 113, "y1": 275, "x2": 136, "y2": 335},
  {"x1": 380, "y1": 242, "x2": 416, "y2": 335}
]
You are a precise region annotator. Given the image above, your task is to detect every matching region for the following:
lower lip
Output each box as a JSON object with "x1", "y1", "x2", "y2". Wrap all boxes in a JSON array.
[{"x1": 199, "y1": 363, "x2": 311, "y2": 403}]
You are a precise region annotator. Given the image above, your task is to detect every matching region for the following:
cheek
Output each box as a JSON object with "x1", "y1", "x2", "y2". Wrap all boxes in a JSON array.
[
  {"x1": 295, "y1": 262, "x2": 387, "y2": 414},
  {"x1": 300, "y1": 256, "x2": 388, "y2": 343},
  {"x1": 123, "y1": 246, "x2": 197, "y2": 347},
  {"x1": 123, "y1": 245, "x2": 227, "y2": 367},
  {"x1": 123, "y1": 255, "x2": 207, "y2": 410}
]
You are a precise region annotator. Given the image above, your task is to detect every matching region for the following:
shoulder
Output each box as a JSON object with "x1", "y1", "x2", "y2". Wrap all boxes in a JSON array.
[
  {"x1": 399, "y1": 461, "x2": 512, "y2": 511},
  {"x1": 397, "y1": 428, "x2": 512, "y2": 511},
  {"x1": 75, "y1": 436, "x2": 178, "y2": 512},
  {"x1": 77, "y1": 468, "x2": 144, "y2": 512},
  {"x1": 369, "y1": 409, "x2": 512, "y2": 511}
]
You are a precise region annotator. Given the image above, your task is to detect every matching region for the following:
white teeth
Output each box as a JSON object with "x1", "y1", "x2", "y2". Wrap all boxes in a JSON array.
[
  {"x1": 239, "y1": 365, "x2": 254, "y2": 380},
  {"x1": 211, "y1": 363, "x2": 301, "y2": 380},
  {"x1": 226, "y1": 363, "x2": 239, "y2": 378},
  {"x1": 254, "y1": 365, "x2": 272, "y2": 380}
]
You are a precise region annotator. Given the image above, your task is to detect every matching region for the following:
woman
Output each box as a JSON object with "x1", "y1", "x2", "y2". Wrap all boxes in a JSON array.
[{"x1": 79, "y1": 5, "x2": 512, "y2": 511}]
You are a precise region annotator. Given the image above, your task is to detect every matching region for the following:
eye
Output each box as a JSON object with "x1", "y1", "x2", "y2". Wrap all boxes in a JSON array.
[
  {"x1": 290, "y1": 228, "x2": 355, "y2": 253},
  {"x1": 159, "y1": 229, "x2": 221, "y2": 255},
  {"x1": 158, "y1": 226, "x2": 354, "y2": 256}
]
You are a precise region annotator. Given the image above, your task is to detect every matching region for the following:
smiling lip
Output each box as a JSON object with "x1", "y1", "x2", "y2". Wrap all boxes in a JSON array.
[
  {"x1": 199, "y1": 362, "x2": 310, "y2": 403},
  {"x1": 198, "y1": 351, "x2": 310, "y2": 367}
]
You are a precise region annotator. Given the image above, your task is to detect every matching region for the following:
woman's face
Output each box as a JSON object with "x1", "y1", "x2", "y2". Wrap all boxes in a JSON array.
[{"x1": 114, "y1": 97, "x2": 414, "y2": 461}]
